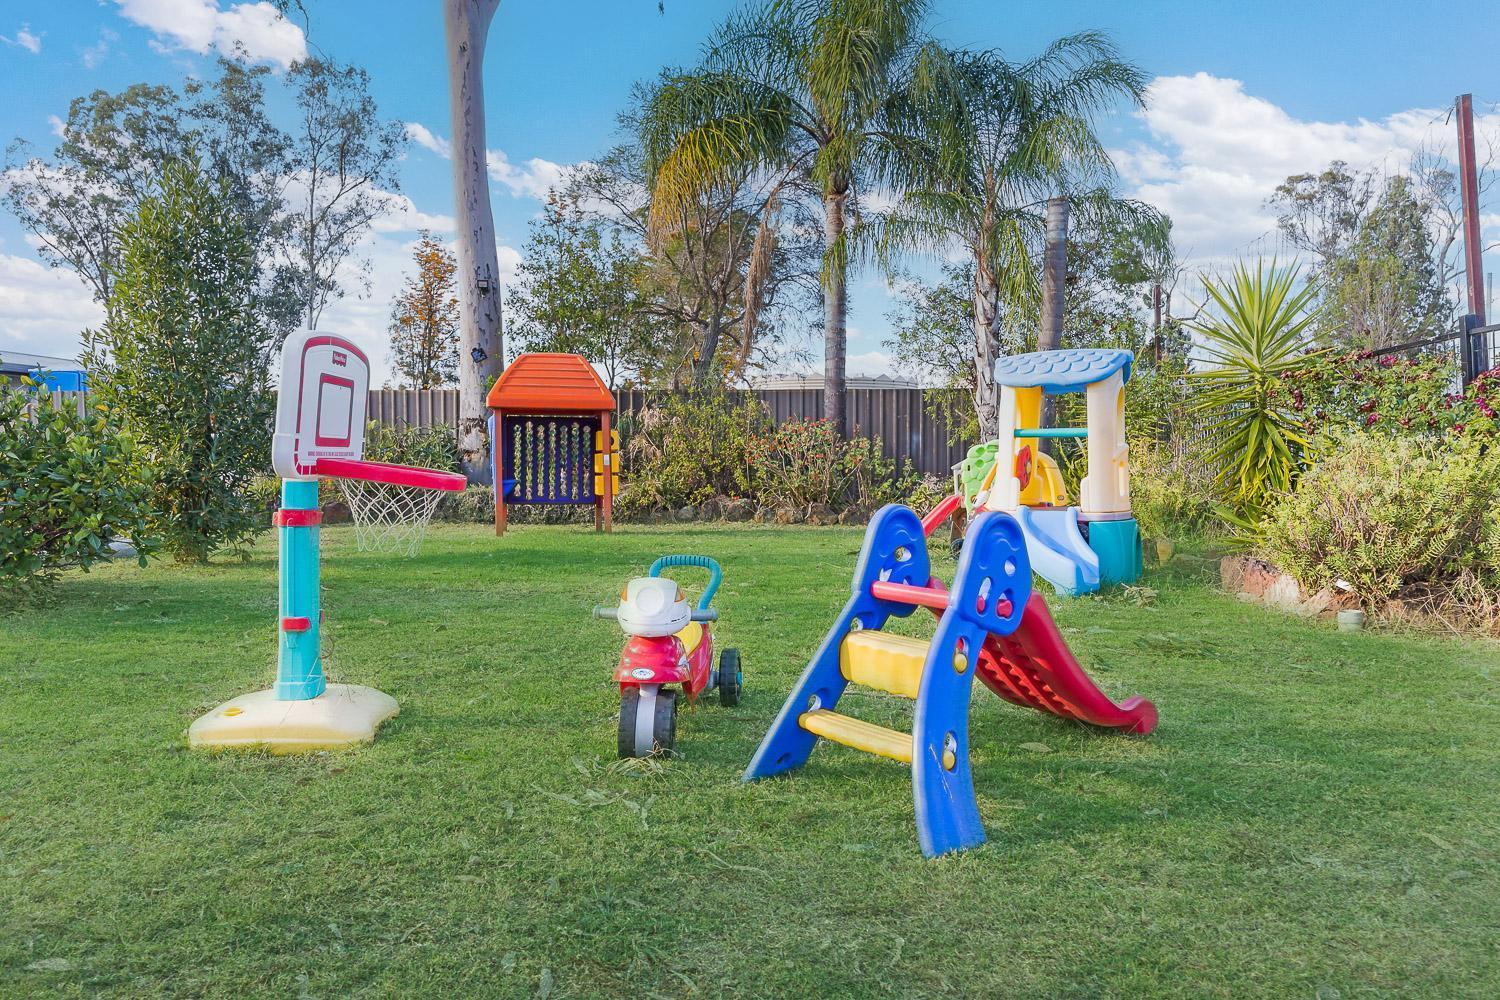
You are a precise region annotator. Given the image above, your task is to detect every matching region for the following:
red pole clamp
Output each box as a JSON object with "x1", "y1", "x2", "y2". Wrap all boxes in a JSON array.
[
  {"x1": 281, "y1": 616, "x2": 312, "y2": 633},
  {"x1": 273, "y1": 509, "x2": 322, "y2": 528}
]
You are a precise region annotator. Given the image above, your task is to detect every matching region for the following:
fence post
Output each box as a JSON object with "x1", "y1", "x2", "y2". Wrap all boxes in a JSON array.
[{"x1": 1461, "y1": 314, "x2": 1481, "y2": 385}]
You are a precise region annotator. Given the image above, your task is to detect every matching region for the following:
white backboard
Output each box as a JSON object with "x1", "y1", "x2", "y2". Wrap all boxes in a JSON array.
[{"x1": 272, "y1": 329, "x2": 371, "y2": 480}]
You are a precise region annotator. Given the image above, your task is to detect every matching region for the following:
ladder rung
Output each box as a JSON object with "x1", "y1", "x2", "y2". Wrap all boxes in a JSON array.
[
  {"x1": 799, "y1": 709, "x2": 956, "y2": 769},
  {"x1": 800, "y1": 709, "x2": 913, "y2": 763},
  {"x1": 840, "y1": 630, "x2": 929, "y2": 699}
]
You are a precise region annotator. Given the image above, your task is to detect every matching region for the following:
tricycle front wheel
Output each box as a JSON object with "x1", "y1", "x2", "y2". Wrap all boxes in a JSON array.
[{"x1": 619, "y1": 685, "x2": 677, "y2": 758}]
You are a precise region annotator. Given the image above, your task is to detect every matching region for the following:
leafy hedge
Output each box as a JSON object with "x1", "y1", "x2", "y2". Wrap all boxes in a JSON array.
[{"x1": 2, "y1": 385, "x2": 153, "y2": 602}]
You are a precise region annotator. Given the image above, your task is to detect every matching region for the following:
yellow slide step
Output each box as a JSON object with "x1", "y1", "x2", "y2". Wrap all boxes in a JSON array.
[
  {"x1": 798, "y1": 709, "x2": 956, "y2": 769},
  {"x1": 840, "y1": 630, "x2": 930, "y2": 699}
]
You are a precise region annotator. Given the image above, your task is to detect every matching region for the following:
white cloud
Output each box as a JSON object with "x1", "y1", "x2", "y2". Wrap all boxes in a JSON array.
[
  {"x1": 486, "y1": 149, "x2": 570, "y2": 200},
  {"x1": 80, "y1": 29, "x2": 116, "y2": 70},
  {"x1": 399, "y1": 123, "x2": 572, "y2": 202},
  {"x1": 847, "y1": 349, "x2": 895, "y2": 377},
  {"x1": 404, "y1": 122, "x2": 451, "y2": 159},
  {"x1": 47, "y1": 115, "x2": 64, "y2": 138},
  {"x1": 367, "y1": 189, "x2": 456, "y2": 234},
  {"x1": 1115, "y1": 73, "x2": 1500, "y2": 262},
  {"x1": 1, "y1": 23, "x2": 42, "y2": 53},
  {"x1": 0, "y1": 255, "x2": 103, "y2": 359},
  {"x1": 114, "y1": 0, "x2": 307, "y2": 69},
  {"x1": 315, "y1": 231, "x2": 523, "y2": 386}
]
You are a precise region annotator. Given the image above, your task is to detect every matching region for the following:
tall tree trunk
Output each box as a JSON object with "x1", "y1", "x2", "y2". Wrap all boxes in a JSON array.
[
  {"x1": 971, "y1": 266, "x2": 1002, "y2": 434},
  {"x1": 444, "y1": 0, "x2": 504, "y2": 484},
  {"x1": 822, "y1": 192, "x2": 848, "y2": 433},
  {"x1": 693, "y1": 313, "x2": 722, "y2": 383},
  {"x1": 1037, "y1": 196, "x2": 1069, "y2": 451}
]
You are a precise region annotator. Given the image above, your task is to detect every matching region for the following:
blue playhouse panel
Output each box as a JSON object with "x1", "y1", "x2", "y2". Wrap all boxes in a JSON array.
[
  {"x1": 993, "y1": 349, "x2": 1132, "y2": 393},
  {"x1": 1087, "y1": 517, "x2": 1142, "y2": 587},
  {"x1": 499, "y1": 414, "x2": 601, "y2": 504}
]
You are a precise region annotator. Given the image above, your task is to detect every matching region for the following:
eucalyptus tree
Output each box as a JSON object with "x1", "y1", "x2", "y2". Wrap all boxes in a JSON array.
[
  {"x1": 870, "y1": 34, "x2": 1156, "y2": 431},
  {"x1": 644, "y1": 0, "x2": 928, "y2": 432}
]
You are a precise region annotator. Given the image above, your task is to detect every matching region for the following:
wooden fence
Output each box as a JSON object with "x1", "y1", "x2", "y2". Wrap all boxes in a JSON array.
[{"x1": 30, "y1": 386, "x2": 975, "y2": 477}]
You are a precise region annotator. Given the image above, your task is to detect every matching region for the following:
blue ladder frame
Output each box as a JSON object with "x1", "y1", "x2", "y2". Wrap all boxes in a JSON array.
[{"x1": 743, "y1": 504, "x2": 1031, "y2": 857}]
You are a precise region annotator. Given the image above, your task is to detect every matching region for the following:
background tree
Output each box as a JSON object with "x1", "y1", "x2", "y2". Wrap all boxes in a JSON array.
[
  {"x1": 506, "y1": 194, "x2": 658, "y2": 389},
  {"x1": 4, "y1": 56, "x2": 402, "y2": 344},
  {"x1": 645, "y1": 0, "x2": 929, "y2": 431},
  {"x1": 82, "y1": 159, "x2": 274, "y2": 563},
  {"x1": 871, "y1": 35, "x2": 1153, "y2": 430},
  {"x1": 282, "y1": 57, "x2": 407, "y2": 330},
  {"x1": 442, "y1": 0, "x2": 504, "y2": 483},
  {"x1": 389, "y1": 231, "x2": 461, "y2": 388},
  {"x1": 1270, "y1": 163, "x2": 1453, "y2": 348}
]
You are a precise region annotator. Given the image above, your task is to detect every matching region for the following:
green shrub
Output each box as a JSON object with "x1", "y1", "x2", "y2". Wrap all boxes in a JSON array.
[
  {"x1": 1, "y1": 385, "x2": 153, "y2": 602},
  {"x1": 1128, "y1": 438, "x2": 1219, "y2": 543},
  {"x1": 1274, "y1": 350, "x2": 1456, "y2": 437},
  {"x1": 1259, "y1": 431, "x2": 1500, "y2": 609},
  {"x1": 360, "y1": 421, "x2": 459, "y2": 473},
  {"x1": 619, "y1": 388, "x2": 768, "y2": 514},
  {"x1": 83, "y1": 158, "x2": 274, "y2": 562}
]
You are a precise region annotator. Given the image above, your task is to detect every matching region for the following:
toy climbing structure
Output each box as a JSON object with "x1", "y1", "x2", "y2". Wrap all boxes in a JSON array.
[{"x1": 743, "y1": 502, "x2": 1157, "y2": 858}]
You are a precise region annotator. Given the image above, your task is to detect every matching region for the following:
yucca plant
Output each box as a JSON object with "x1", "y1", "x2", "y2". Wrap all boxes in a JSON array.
[{"x1": 1189, "y1": 259, "x2": 1321, "y2": 528}]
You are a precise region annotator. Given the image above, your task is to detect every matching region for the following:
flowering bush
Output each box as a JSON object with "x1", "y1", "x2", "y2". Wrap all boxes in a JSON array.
[
  {"x1": 617, "y1": 387, "x2": 768, "y2": 514},
  {"x1": 1270, "y1": 350, "x2": 1471, "y2": 438},
  {"x1": 748, "y1": 418, "x2": 865, "y2": 510}
]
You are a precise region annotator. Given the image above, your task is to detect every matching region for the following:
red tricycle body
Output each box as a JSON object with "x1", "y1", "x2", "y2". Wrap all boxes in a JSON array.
[
  {"x1": 614, "y1": 626, "x2": 716, "y2": 697},
  {"x1": 594, "y1": 555, "x2": 742, "y2": 757}
]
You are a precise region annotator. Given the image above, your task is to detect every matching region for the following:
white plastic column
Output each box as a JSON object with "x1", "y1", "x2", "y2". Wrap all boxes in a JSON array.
[
  {"x1": 1079, "y1": 371, "x2": 1129, "y2": 514},
  {"x1": 990, "y1": 385, "x2": 1021, "y2": 512}
]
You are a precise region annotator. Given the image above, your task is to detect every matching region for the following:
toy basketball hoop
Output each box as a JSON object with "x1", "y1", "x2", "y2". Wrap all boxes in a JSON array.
[{"x1": 189, "y1": 329, "x2": 463, "y2": 753}]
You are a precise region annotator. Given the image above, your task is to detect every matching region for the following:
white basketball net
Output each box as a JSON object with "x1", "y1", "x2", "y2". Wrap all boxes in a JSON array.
[{"x1": 336, "y1": 478, "x2": 444, "y2": 557}]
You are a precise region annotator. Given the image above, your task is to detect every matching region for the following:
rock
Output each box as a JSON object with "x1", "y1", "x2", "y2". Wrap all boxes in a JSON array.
[
  {"x1": 807, "y1": 503, "x2": 836, "y2": 526},
  {"x1": 773, "y1": 507, "x2": 802, "y2": 525},
  {"x1": 675, "y1": 505, "x2": 698, "y2": 522},
  {"x1": 1221, "y1": 555, "x2": 1350, "y2": 618},
  {"x1": 698, "y1": 497, "x2": 724, "y2": 520},
  {"x1": 106, "y1": 538, "x2": 139, "y2": 559},
  {"x1": 837, "y1": 508, "x2": 862, "y2": 525},
  {"x1": 752, "y1": 510, "x2": 767, "y2": 524},
  {"x1": 722, "y1": 497, "x2": 755, "y2": 522}
]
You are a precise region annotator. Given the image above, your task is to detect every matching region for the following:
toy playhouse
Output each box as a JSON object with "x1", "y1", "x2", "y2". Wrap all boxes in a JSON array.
[
  {"x1": 486, "y1": 353, "x2": 620, "y2": 534},
  {"x1": 961, "y1": 348, "x2": 1141, "y2": 596}
]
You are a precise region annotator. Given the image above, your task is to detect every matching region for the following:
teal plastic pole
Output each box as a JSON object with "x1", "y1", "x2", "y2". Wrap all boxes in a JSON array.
[
  {"x1": 275, "y1": 479, "x2": 325, "y2": 700},
  {"x1": 1014, "y1": 427, "x2": 1088, "y2": 439}
]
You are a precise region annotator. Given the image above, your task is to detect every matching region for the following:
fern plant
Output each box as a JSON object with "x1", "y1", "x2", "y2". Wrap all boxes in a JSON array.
[{"x1": 1189, "y1": 259, "x2": 1321, "y2": 527}]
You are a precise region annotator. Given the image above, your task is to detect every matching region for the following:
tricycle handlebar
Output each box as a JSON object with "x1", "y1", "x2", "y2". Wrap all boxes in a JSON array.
[
  {"x1": 689, "y1": 609, "x2": 719, "y2": 623},
  {"x1": 591, "y1": 606, "x2": 618, "y2": 620}
]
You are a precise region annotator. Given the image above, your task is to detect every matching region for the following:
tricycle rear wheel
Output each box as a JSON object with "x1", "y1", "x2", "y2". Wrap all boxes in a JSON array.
[{"x1": 717, "y1": 648, "x2": 743, "y2": 707}]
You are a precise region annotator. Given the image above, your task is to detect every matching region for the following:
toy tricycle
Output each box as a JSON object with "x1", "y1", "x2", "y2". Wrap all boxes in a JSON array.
[{"x1": 592, "y1": 555, "x2": 743, "y2": 758}]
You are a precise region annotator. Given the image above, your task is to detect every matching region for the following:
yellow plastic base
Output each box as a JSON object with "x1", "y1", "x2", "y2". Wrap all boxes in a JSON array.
[{"x1": 188, "y1": 684, "x2": 399, "y2": 754}]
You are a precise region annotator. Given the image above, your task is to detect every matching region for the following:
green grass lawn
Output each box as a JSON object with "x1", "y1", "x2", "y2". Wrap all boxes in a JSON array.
[{"x1": 4, "y1": 523, "x2": 1500, "y2": 998}]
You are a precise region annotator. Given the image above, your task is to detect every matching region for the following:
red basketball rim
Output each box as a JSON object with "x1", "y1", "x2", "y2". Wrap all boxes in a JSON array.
[{"x1": 312, "y1": 457, "x2": 467, "y2": 492}]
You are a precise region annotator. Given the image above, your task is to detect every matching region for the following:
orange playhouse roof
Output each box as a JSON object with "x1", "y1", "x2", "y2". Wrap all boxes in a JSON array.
[{"x1": 486, "y1": 353, "x2": 615, "y2": 414}]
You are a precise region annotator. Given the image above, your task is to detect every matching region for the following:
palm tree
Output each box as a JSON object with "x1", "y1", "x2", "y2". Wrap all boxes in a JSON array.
[
  {"x1": 1189, "y1": 259, "x2": 1322, "y2": 526},
  {"x1": 870, "y1": 34, "x2": 1156, "y2": 431},
  {"x1": 642, "y1": 0, "x2": 928, "y2": 432}
]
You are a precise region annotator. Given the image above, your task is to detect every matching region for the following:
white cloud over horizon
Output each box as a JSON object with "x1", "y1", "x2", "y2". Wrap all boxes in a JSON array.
[
  {"x1": 1115, "y1": 72, "x2": 1499, "y2": 263},
  {"x1": 113, "y1": 0, "x2": 307, "y2": 69}
]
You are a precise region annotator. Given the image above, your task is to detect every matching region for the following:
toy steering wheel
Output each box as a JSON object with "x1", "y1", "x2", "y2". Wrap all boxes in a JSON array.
[{"x1": 1015, "y1": 445, "x2": 1033, "y2": 491}]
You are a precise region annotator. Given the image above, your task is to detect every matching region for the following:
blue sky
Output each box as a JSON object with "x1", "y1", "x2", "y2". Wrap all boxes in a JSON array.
[{"x1": 2, "y1": 0, "x2": 1498, "y2": 383}]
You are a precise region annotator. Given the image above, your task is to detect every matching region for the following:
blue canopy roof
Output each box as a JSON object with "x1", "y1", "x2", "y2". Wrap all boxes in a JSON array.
[{"x1": 993, "y1": 349, "x2": 1133, "y2": 393}]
